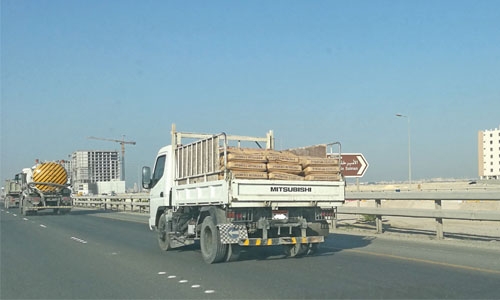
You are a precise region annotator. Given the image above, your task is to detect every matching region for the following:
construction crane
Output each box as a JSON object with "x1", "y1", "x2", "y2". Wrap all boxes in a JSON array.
[{"x1": 87, "y1": 135, "x2": 136, "y2": 181}]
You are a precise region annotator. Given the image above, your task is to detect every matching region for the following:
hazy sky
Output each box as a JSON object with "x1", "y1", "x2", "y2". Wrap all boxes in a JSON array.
[{"x1": 1, "y1": 0, "x2": 499, "y2": 188}]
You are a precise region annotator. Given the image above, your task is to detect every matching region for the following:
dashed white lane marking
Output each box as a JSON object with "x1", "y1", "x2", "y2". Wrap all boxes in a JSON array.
[
  {"x1": 40, "y1": 224, "x2": 47, "y2": 228},
  {"x1": 157, "y1": 272, "x2": 215, "y2": 294},
  {"x1": 23, "y1": 218, "x2": 29, "y2": 221},
  {"x1": 12, "y1": 214, "x2": 17, "y2": 216},
  {"x1": 70, "y1": 237, "x2": 88, "y2": 244}
]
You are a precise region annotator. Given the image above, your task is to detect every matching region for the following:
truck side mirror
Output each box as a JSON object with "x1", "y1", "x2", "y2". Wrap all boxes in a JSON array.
[{"x1": 142, "y1": 166, "x2": 152, "y2": 189}]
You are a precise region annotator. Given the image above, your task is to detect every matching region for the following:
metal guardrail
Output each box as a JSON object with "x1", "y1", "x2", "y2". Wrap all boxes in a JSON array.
[
  {"x1": 73, "y1": 194, "x2": 149, "y2": 213},
  {"x1": 340, "y1": 190, "x2": 500, "y2": 239},
  {"x1": 73, "y1": 190, "x2": 500, "y2": 240}
]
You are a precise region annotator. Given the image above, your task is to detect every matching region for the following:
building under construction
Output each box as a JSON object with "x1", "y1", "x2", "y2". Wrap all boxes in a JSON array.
[{"x1": 71, "y1": 150, "x2": 125, "y2": 195}]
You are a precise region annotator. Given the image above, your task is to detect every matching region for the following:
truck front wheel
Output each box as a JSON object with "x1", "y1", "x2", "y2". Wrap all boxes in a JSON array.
[
  {"x1": 200, "y1": 216, "x2": 227, "y2": 264},
  {"x1": 158, "y1": 214, "x2": 172, "y2": 251}
]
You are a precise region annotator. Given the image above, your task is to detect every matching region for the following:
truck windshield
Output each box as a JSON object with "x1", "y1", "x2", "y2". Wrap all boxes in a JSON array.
[{"x1": 151, "y1": 155, "x2": 166, "y2": 188}]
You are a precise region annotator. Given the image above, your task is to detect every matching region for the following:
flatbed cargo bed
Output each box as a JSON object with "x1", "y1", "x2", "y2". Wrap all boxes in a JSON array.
[{"x1": 173, "y1": 179, "x2": 345, "y2": 208}]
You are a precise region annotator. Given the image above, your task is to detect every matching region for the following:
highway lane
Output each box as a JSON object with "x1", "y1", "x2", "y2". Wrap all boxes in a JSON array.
[{"x1": 1, "y1": 208, "x2": 499, "y2": 299}]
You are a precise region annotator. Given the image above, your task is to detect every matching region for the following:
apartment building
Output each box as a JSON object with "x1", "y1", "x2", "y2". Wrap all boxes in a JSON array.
[
  {"x1": 71, "y1": 150, "x2": 124, "y2": 194},
  {"x1": 478, "y1": 126, "x2": 500, "y2": 180}
]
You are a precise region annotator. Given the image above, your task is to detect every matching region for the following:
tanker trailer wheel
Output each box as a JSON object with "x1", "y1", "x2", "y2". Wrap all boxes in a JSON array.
[
  {"x1": 284, "y1": 243, "x2": 308, "y2": 258},
  {"x1": 18, "y1": 199, "x2": 23, "y2": 215},
  {"x1": 158, "y1": 214, "x2": 173, "y2": 251},
  {"x1": 19, "y1": 199, "x2": 30, "y2": 216},
  {"x1": 54, "y1": 208, "x2": 70, "y2": 215},
  {"x1": 200, "y1": 216, "x2": 228, "y2": 264},
  {"x1": 60, "y1": 208, "x2": 71, "y2": 215}
]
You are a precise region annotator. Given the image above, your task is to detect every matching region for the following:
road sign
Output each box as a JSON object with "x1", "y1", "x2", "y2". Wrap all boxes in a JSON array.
[{"x1": 340, "y1": 153, "x2": 369, "y2": 178}]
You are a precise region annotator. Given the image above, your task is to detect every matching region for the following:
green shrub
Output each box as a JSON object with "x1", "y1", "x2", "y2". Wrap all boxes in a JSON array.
[{"x1": 361, "y1": 214, "x2": 376, "y2": 222}]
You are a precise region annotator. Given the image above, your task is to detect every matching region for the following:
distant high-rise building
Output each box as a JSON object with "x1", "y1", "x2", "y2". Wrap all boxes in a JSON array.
[
  {"x1": 71, "y1": 150, "x2": 121, "y2": 194},
  {"x1": 478, "y1": 126, "x2": 500, "y2": 180}
]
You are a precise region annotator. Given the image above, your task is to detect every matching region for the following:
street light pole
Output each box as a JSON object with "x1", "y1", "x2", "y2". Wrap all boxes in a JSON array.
[{"x1": 396, "y1": 114, "x2": 412, "y2": 186}]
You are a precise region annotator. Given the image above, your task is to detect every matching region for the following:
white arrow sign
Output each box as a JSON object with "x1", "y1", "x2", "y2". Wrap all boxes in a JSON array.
[
  {"x1": 356, "y1": 155, "x2": 367, "y2": 175},
  {"x1": 340, "y1": 153, "x2": 369, "y2": 178}
]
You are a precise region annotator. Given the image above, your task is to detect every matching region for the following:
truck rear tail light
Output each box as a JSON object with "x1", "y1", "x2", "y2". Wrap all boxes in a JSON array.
[
  {"x1": 316, "y1": 209, "x2": 334, "y2": 220},
  {"x1": 30, "y1": 196, "x2": 41, "y2": 204},
  {"x1": 226, "y1": 209, "x2": 252, "y2": 222}
]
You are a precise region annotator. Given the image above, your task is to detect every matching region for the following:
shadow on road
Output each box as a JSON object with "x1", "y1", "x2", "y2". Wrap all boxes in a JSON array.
[
  {"x1": 224, "y1": 233, "x2": 374, "y2": 263},
  {"x1": 68, "y1": 208, "x2": 116, "y2": 216}
]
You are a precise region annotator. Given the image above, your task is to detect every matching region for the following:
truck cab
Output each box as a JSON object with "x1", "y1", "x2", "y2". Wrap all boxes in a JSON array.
[{"x1": 142, "y1": 145, "x2": 173, "y2": 230}]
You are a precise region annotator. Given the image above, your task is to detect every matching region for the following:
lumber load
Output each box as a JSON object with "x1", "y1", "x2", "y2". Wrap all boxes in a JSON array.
[
  {"x1": 268, "y1": 172, "x2": 304, "y2": 181},
  {"x1": 300, "y1": 156, "x2": 341, "y2": 181},
  {"x1": 221, "y1": 147, "x2": 342, "y2": 181},
  {"x1": 221, "y1": 147, "x2": 268, "y2": 179}
]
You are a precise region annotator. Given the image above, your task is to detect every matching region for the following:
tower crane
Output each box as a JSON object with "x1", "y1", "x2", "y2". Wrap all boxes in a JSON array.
[{"x1": 87, "y1": 135, "x2": 136, "y2": 181}]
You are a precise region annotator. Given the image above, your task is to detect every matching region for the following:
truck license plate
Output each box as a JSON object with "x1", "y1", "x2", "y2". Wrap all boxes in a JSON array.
[{"x1": 272, "y1": 210, "x2": 288, "y2": 220}]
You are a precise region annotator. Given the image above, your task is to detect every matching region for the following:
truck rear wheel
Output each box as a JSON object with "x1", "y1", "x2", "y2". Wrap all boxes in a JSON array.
[
  {"x1": 225, "y1": 244, "x2": 241, "y2": 262},
  {"x1": 158, "y1": 214, "x2": 172, "y2": 251},
  {"x1": 200, "y1": 216, "x2": 227, "y2": 264},
  {"x1": 284, "y1": 243, "x2": 308, "y2": 257}
]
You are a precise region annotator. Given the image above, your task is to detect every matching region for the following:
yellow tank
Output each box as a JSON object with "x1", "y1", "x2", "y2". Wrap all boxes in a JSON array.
[{"x1": 32, "y1": 162, "x2": 68, "y2": 192}]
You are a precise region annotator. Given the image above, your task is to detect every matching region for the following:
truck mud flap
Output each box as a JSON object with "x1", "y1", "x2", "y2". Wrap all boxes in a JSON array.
[
  {"x1": 239, "y1": 236, "x2": 324, "y2": 246},
  {"x1": 218, "y1": 224, "x2": 248, "y2": 244}
]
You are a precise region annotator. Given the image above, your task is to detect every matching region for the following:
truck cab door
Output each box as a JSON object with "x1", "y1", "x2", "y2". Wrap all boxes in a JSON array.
[{"x1": 147, "y1": 146, "x2": 172, "y2": 229}]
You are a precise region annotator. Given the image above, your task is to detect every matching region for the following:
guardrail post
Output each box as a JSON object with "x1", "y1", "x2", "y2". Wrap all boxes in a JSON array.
[
  {"x1": 375, "y1": 199, "x2": 383, "y2": 233},
  {"x1": 435, "y1": 199, "x2": 443, "y2": 239}
]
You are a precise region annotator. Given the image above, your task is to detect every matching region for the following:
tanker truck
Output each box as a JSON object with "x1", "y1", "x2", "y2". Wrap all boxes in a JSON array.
[
  {"x1": 18, "y1": 160, "x2": 72, "y2": 215},
  {"x1": 3, "y1": 178, "x2": 22, "y2": 209},
  {"x1": 142, "y1": 124, "x2": 345, "y2": 264}
]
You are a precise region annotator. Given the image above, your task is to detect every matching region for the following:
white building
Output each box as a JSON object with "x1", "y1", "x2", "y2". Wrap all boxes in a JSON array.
[
  {"x1": 478, "y1": 125, "x2": 500, "y2": 180},
  {"x1": 71, "y1": 150, "x2": 125, "y2": 195}
]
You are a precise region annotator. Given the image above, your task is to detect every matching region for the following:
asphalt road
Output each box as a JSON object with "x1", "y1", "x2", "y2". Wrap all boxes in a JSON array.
[{"x1": 1, "y1": 208, "x2": 499, "y2": 299}]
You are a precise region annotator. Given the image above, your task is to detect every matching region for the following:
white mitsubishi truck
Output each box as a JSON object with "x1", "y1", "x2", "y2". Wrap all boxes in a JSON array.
[{"x1": 142, "y1": 124, "x2": 345, "y2": 263}]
